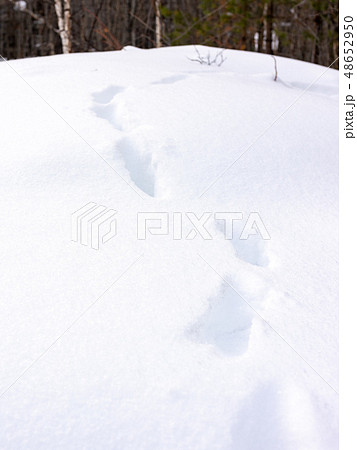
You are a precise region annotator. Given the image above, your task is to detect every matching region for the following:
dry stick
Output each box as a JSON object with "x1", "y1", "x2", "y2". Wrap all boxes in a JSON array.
[{"x1": 272, "y1": 54, "x2": 278, "y2": 81}]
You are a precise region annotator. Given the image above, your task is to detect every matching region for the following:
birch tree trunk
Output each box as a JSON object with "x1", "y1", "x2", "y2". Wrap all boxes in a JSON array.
[
  {"x1": 154, "y1": 0, "x2": 161, "y2": 48},
  {"x1": 54, "y1": 0, "x2": 72, "y2": 54}
]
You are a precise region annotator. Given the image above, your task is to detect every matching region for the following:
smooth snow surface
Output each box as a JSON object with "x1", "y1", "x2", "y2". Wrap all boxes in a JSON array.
[{"x1": 0, "y1": 46, "x2": 338, "y2": 449}]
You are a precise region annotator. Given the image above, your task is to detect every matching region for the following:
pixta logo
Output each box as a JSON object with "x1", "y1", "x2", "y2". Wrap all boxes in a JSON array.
[
  {"x1": 137, "y1": 212, "x2": 270, "y2": 241},
  {"x1": 71, "y1": 202, "x2": 117, "y2": 250}
]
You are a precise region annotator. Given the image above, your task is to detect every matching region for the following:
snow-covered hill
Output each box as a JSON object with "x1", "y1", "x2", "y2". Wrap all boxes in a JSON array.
[{"x1": 0, "y1": 46, "x2": 338, "y2": 449}]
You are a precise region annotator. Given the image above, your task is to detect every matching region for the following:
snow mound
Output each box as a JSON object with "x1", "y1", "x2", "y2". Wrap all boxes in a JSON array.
[{"x1": 0, "y1": 46, "x2": 338, "y2": 449}]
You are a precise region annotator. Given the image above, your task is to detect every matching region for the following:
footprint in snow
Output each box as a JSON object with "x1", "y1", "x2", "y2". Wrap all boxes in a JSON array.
[
  {"x1": 117, "y1": 136, "x2": 157, "y2": 198},
  {"x1": 230, "y1": 382, "x2": 328, "y2": 449},
  {"x1": 91, "y1": 85, "x2": 158, "y2": 198},
  {"x1": 188, "y1": 279, "x2": 257, "y2": 356},
  {"x1": 92, "y1": 85, "x2": 125, "y2": 104},
  {"x1": 92, "y1": 85, "x2": 126, "y2": 130},
  {"x1": 230, "y1": 383, "x2": 285, "y2": 449},
  {"x1": 216, "y1": 217, "x2": 270, "y2": 267}
]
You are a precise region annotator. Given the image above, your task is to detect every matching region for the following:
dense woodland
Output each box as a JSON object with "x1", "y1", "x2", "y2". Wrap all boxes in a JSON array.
[{"x1": 0, "y1": 0, "x2": 338, "y2": 67}]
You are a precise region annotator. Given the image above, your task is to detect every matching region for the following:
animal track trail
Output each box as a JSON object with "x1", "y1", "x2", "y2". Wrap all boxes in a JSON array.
[{"x1": 91, "y1": 85, "x2": 158, "y2": 197}]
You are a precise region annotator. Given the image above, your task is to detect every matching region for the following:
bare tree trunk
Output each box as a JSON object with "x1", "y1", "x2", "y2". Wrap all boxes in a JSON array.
[
  {"x1": 54, "y1": 0, "x2": 72, "y2": 54},
  {"x1": 63, "y1": 0, "x2": 72, "y2": 51},
  {"x1": 265, "y1": 0, "x2": 274, "y2": 54},
  {"x1": 257, "y1": 22, "x2": 264, "y2": 53},
  {"x1": 154, "y1": 0, "x2": 161, "y2": 48}
]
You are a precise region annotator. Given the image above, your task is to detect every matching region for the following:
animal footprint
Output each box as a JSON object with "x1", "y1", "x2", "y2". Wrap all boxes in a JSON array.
[
  {"x1": 216, "y1": 217, "x2": 269, "y2": 267},
  {"x1": 92, "y1": 86, "x2": 126, "y2": 130},
  {"x1": 92, "y1": 85, "x2": 125, "y2": 104},
  {"x1": 91, "y1": 86, "x2": 158, "y2": 197},
  {"x1": 230, "y1": 383, "x2": 284, "y2": 449},
  {"x1": 189, "y1": 280, "x2": 256, "y2": 356},
  {"x1": 118, "y1": 135, "x2": 157, "y2": 198},
  {"x1": 232, "y1": 234, "x2": 269, "y2": 267}
]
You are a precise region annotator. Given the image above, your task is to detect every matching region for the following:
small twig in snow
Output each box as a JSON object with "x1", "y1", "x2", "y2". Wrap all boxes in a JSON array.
[
  {"x1": 188, "y1": 46, "x2": 227, "y2": 67},
  {"x1": 271, "y1": 55, "x2": 278, "y2": 81}
]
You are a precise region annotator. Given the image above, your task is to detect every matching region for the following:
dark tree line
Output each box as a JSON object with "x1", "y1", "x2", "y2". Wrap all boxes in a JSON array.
[{"x1": 0, "y1": 0, "x2": 338, "y2": 67}]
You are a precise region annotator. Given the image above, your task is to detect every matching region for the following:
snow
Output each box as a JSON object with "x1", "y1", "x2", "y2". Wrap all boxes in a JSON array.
[{"x1": 0, "y1": 46, "x2": 338, "y2": 449}]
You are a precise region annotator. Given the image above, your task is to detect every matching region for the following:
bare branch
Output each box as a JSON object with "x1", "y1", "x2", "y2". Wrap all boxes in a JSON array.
[
  {"x1": 188, "y1": 46, "x2": 227, "y2": 67},
  {"x1": 9, "y1": 0, "x2": 60, "y2": 35}
]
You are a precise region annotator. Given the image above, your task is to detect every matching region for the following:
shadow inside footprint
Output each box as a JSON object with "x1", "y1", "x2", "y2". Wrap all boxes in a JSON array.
[
  {"x1": 232, "y1": 235, "x2": 269, "y2": 267},
  {"x1": 92, "y1": 102, "x2": 121, "y2": 129},
  {"x1": 92, "y1": 85, "x2": 125, "y2": 104},
  {"x1": 216, "y1": 219, "x2": 269, "y2": 267},
  {"x1": 230, "y1": 384, "x2": 284, "y2": 450},
  {"x1": 92, "y1": 85, "x2": 157, "y2": 198},
  {"x1": 92, "y1": 86, "x2": 126, "y2": 130},
  {"x1": 151, "y1": 74, "x2": 187, "y2": 85},
  {"x1": 189, "y1": 282, "x2": 253, "y2": 356},
  {"x1": 118, "y1": 137, "x2": 156, "y2": 197}
]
